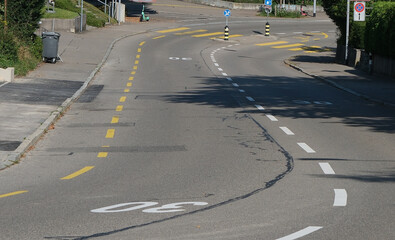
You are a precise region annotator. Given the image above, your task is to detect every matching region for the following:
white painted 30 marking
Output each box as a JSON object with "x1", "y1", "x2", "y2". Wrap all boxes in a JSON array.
[{"x1": 91, "y1": 201, "x2": 208, "y2": 214}]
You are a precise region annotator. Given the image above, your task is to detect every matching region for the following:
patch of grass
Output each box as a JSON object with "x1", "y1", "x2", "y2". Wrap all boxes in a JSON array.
[
  {"x1": 42, "y1": 8, "x2": 79, "y2": 19},
  {"x1": 260, "y1": 9, "x2": 303, "y2": 18}
]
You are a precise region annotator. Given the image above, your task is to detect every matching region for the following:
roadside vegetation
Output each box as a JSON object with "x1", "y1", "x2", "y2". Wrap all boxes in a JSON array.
[{"x1": 0, "y1": 0, "x2": 117, "y2": 76}]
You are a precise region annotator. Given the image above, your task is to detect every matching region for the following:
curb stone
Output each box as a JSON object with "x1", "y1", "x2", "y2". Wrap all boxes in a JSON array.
[
  {"x1": 0, "y1": 30, "x2": 149, "y2": 170},
  {"x1": 284, "y1": 59, "x2": 395, "y2": 108}
]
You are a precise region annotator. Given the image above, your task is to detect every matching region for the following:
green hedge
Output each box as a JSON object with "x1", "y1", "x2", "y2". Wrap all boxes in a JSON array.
[{"x1": 365, "y1": 2, "x2": 395, "y2": 58}]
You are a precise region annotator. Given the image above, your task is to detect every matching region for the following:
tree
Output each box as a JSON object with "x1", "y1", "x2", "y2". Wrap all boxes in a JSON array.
[{"x1": 6, "y1": 0, "x2": 45, "y2": 38}]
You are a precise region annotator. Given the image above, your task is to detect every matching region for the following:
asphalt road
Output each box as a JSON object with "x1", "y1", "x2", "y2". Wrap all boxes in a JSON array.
[{"x1": 0, "y1": 2, "x2": 394, "y2": 240}]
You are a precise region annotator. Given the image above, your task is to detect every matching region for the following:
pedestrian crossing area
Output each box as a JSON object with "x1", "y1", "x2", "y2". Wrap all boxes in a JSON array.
[{"x1": 154, "y1": 27, "x2": 332, "y2": 53}]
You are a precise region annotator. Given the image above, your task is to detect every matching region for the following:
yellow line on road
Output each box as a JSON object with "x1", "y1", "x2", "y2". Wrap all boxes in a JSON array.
[
  {"x1": 256, "y1": 41, "x2": 288, "y2": 46},
  {"x1": 211, "y1": 34, "x2": 243, "y2": 39},
  {"x1": 135, "y1": 60, "x2": 139, "y2": 65},
  {"x1": 129, "y1": 76, "x2": 134, "y2": 80},
  {"x1": 0, "y1": 190, "x2": 28, "y2": 199},
  {"x1": 192, "y1": 32, "x2": 223, "y2": 37},
  {"x1": 157, "y1": 27, "x2": 190, "y2": 33},
  {"x1": 175, "y1": 29, "x2": 207, "y2": 35},
  {"x1": 127, "y1": 82, "x2": 132, "y2": 87},
  {"x1": 119, "y1": 96, "x2": 126, "y2": 102},
  {"x1": 116, "y1": 105, "x2": 123, "y2": 111},
  {"x1": 137, "y1": 48, "x2": 141, "y2": 53},
  {"x1": 111, "y1": 116, "x2": 119, "y2": 124},
  {"x1": 61, "y1": 166, "x2": 94, "y2": 180},
  {"x1": 153, "y1": 35, "x2": 166, "y2": 39},
  {"x1": 136, "y1": 55, "x2": 140, "y2": 59},
  {"x1": 133, "y1": 66, "x2": 138, "y2": 70},
  {"x1": 139, "y1": 41, "x2": 145, "y2": 46},
  {"x1": 106, "y1": 129, "x2": 115, "y2": 138},
  {"x1": 272, "y1": 43, "x2": 304, "y2": 48},
  {"x1": 131, "y1": 71, "x2": 136, "y2": 75},
  {"x1": 124, "y1": 89, "x2": 130, "y2": 93},
  {"x1": 97, "y1": 152, "x2": 108, "y2": 158}
]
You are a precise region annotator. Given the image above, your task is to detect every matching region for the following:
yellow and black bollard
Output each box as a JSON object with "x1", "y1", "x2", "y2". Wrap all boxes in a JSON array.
[
  {"x1": 224, "y1": 26, "x2": 229, "y2": 41},
  {"x1": 265, "y1": 22, "x2": 270, "y2": 36}
]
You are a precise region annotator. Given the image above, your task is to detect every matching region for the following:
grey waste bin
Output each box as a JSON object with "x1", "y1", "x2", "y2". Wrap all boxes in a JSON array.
[{"x1": 42, "y1": 32, "x2": 60, "y2": 63}]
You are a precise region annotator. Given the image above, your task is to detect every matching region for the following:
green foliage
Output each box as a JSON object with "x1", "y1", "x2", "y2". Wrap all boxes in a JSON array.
[
  {"x1": 42, "y1": 7, "x2": 79, "y2": 19},
  {"x1": 224, "y1": 0, "x2": 322, "y2": 4},
  {"x1": 365, "y1": 1, "x2": 395, "y2": 57}
]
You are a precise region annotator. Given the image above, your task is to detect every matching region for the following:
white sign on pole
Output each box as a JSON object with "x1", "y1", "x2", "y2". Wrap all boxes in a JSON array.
[{"x1": 354, "y1": 2, "x2": 365, "y2": 21}]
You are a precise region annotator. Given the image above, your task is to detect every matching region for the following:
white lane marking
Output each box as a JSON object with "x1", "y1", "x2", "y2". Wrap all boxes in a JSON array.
[
  {"x1": 232, "y1": 83, "x2": 239, "y2": 87},
  {"x1": 222, "y1": 73, "x2": 228, "y2": 76},
  {"x1": 255, "y1": 105, "x2": 265, "y2": 111},
  {"x1": 246, "y1": 96, "x2": 255, "y2": 102},
  {"x1": 319, "y1": 163, "x2": 335, "y2": 175},
  {"x1": 0, "y1": 82, "x2": 10, "y2": 88},
  {"x1": 280, "y1": 127, "x2": 295, "y2": 135},
  {"x1": 297, "y1": 143, "x2": 316, "y2": 153},
  {"x1": 227, "y1": 45, "x2": 233, "y2": 47},
  {"x1": 266, "y1": 114, "x2": 278, "y2": 122},
  {"x1": 235, "y1": 43, "x2": 240, "y2": 46},
  {"x1": 311, "y1": 31, "x2": 321, "y2": 33},
  {"x1": 293, "y1": 32, "x2": 303, "y2": 34},
  {"x1": 333, "y1": 189, "x2": 347, "y2": 206},
  {"x1": 239, "y1": 89, "x2": 245, "y2": 93},
  {"x1": 276, "y1": 33, "x2": 287, "y2": 35},
  {"x1": 214, "y1": 63, "x2": 219, "y2": 66},
  {"x1": 226, "y1": 77, "x2": 233, "y2": 81},
  {"x1": 218, "y1": 68, "x2": 223, "y2": 71},
  {"x1": 276, "y1": 226, "x2": 323, "y2": 240}
]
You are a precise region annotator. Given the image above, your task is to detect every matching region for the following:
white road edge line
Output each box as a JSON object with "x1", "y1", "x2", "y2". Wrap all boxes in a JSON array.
[
  {"x1": 255, "y1": 105, "x2": 265, "y2": 111},
  {"x1": 0, "y1": 82, "x2": 10, "y2": 88},
  {"x1": 333, "y1": 189, "x2": 347, "y2": 206},
  {"x1": 246, "y1": 96, "x2": 255, "y2": 102},
  {"x1": 276, "y1": 226, "x2": 323, "y2": 240},
  {"x1": 319, "y1": 162, "x2": 336, "y2": 175},
  {"x1": 266, "y1": 114, "x2": 278, "y2": 122},
  {"x1": 280, "y1": 126, "x2": 295, "y2": 135},
  {"x1": 297, "y1": 143, "x2": 316, "y2": 153}
]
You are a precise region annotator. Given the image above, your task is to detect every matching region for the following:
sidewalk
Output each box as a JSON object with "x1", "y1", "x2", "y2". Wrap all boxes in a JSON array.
[{"x1": 285, "y1": 52, "x2": 395, "y2": 107}]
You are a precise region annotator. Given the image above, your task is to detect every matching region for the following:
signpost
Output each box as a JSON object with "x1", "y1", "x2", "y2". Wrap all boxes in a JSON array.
[
  {"x1": 224, "y1": 9, "x2": 231, "y2": 26},
  {"x1": 264, "y1": 0, "x2": 272, "y2": 36}
]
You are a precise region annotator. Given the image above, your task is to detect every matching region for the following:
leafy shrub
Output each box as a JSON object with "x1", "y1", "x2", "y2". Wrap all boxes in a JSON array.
[{"x1": 365, "y1": 1, "x2": 395, "y2": 57}]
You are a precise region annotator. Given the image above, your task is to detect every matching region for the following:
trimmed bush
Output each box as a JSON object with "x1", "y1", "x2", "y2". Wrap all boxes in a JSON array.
[{"x1": 365, "y1": 1, "x2": 395, "y2": 58}]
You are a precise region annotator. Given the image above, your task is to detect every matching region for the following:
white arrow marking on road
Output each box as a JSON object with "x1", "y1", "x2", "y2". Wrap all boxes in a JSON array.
[{"x1": 276, "y1": 226, "x2": 323, "y2": 240}]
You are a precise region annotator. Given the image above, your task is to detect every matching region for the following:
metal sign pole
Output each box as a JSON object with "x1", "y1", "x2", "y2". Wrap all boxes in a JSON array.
[
  {"x1": 80, "y1": 0, "x2": 84, "y2": 32},
  {"x1": 345, "y1": 0, "x2": 350, "y2": 62}
]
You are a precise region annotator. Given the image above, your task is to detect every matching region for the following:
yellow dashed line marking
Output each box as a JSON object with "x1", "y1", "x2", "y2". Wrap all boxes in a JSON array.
[
  {"x1": 192, "y1": 32, "x2": 223, "y2": 37},
  {"x1": 211, "y1": 34, "x2": 243, "y2": 39},
  {"x1": 314, "y1": 38, "x2": 320, "y2": 41},
  {"x1": 129, "y1": 76, "x2": 134, "y2": 80},
  {"x1": 272, "y1": 43, "x2": 304, "y2": 49},
  {"x1": 175, "y1": 29, "x2": 207, "y2": 35},
  {"x1": 119, "y1": 96, "x2": 126, "y2": 102},
  {"x1": 131, "y1": 71, "x2": 136, "y2": 75},
  {"x1": 111, "y1": 116, "x2": 119, "y2": 124},
  {"x1": 256, "y1": 41, "x2": 288, "y2": 46},
  {"x1": 133, "y1": 66, "x2": 138, "y2": 70},
  {"x1": 135, "y1": 60, "x2": 139, "y2": 65},
  {"x1": 137, "y1": 48, "x2": 141, "y2": 53},
  {"x1": 289, "y1": 48, "x2": 304, "y2": 51},
  {"x1": 124, "y1": 89, "x2": 130, "y2": 93},
  {"x1": 0, "y1": 190, "x2": 28, "y2": 199},
  {"x1": 116, "y1": 105, "x2": 123, "y2": 111},
  {"x1": 139, "y1": 41, "x2": 145, "y2": 46},
  {"x1": 97, "y1": 152, "x2": 108, "y2": 158},
  {"x1": 61, "y1": 166, "x2": 94, "y2": 180},
  {"x1": 127, "y1": 82, "x2": 132, "y2": 87},
  {"x1": 153, "y1": 35, "x2": 166, "y2": 39},
  {"x1": 157, "y1": 27, "x2": 190, "y2": 33},
  {"x1": 136, "y1": 55, "x2": 140, "y2": 59},
  {"x1": 106, "y1": 129, "x2": 115, "y2": 138}
]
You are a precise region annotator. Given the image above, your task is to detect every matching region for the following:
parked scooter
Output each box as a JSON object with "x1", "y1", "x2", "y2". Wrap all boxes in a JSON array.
[{"x1": 140, "y1": 4, "x2": 150, "y2": 22}]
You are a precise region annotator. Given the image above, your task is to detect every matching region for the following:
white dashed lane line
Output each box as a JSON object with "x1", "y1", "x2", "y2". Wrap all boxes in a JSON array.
[
  {"x1": 266, "y1": 114, "x2": 279, "y2": 122},
  {"x1": 333, "y1": 189, "x2": 347, "y2": 206},
  {"x1": 226, "y1": 77, "x2": 232, "y2": 81},
  {"x1": 246, "y1": 96, "x2": 255, "y2": 102},
  {"x1": 222, "y1": 73, "x2": 228, "y2": 76},
  {"x1": 232, "y1": 83, "x2": 239, "y2": 87},
  {"x1": 297, "y1": 142, "x2": 316, "y2": 153},
  {"x1": 239, "y1": 89, "x2": 245, "y2": 93},
  {"x1": 276, "y1": 226, "x2": 323, "y2": 240},
  {"x1": 255, "y1": 105, "x2": 265, "y2": 111},
  {"x1": 279, "y1": 127, "x2": 295, "y2": 135},
  {"x1": 319, "y1": 162, "x2": 336, "y2": 175}
]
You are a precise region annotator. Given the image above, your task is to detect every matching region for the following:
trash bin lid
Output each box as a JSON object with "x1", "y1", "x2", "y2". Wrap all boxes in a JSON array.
[{"x1": 42, "y1": 32, "x2": 61, "y2": 37}]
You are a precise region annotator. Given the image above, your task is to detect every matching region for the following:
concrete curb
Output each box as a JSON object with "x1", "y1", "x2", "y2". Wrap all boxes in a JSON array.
[
  {"x1": 284, "y1": 59, "x2": 395, "y2": 108},
  {"x1": 0, "y1": 30, "x2": 149, "y2": 170}
]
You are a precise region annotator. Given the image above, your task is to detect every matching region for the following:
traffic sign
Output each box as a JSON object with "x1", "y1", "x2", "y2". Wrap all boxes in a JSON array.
[
  {"x1": 354, "y1": 2, "x2": 365, "y2": 21},
  {"x1": 224, "y1": 9, "x2": 231, "y2": 17},
  {"x1": 265, "y1": 0, "x2": 272, "y2": 6}
]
